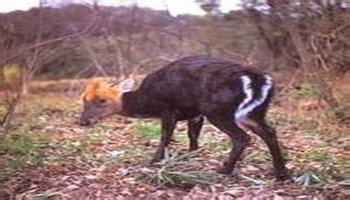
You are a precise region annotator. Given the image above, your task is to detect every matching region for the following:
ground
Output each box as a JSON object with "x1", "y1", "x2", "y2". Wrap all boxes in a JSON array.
[{"x1": 0, "y1": 78, "x2": 349, "y2": 199}]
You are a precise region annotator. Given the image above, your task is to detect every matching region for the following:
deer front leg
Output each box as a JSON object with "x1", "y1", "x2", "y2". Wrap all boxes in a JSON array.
[{"x1": 150, "y1": 114, "x2": 177, "y2": 163}]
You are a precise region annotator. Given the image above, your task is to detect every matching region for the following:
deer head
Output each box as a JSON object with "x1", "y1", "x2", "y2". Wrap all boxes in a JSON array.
[{"x1": 79, "y1": 76, "x2": 137, "y2": 126}]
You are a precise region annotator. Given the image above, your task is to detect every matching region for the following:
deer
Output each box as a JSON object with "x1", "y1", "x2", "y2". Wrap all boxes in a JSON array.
[{"x1": 79, "y1": 55, "x2": 289, "y2": 180}]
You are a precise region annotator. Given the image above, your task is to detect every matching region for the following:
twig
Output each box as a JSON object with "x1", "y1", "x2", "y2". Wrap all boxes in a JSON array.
[
  {"x1": 236, "y1": 173, "x2": 266, "y2": 186},
  {"x1": 0, "y1": 5, "x2": 97, "y2": 68},
  {"x1": 1, "y1": 89, "x2": 22, "y2": 132}
]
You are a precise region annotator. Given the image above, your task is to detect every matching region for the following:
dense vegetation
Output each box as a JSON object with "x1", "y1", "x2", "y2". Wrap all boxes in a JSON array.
[{"x1": 1, "y1": 2, "x2": 347, "y2": 78}]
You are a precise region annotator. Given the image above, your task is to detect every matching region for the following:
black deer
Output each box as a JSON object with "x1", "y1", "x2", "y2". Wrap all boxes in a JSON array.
[{"x1": 79, "y1": 56, "x2": 289, "y2": 180}]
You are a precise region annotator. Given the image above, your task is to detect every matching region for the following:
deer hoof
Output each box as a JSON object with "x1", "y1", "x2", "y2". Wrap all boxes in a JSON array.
[
  {"x1": 149, "y1": 154, "x2": 164, "y2": 165},
  {"x1": 189, "y1": 146, "x2": 199, "y2": 151},
  {"x1": 276, "y1": 173, "x2": 290, "y2": 181},
  {"x1": 149, "y1": 159, "x2": 160, "y2": 166},
  {"x1": 216, "y1": 166, "x2": 233, "y2": 175}
]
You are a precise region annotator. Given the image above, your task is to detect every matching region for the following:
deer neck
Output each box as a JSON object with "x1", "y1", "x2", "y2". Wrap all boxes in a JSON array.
[{"x1": 120, "y1": 91, "x2": 150, "y2": 117}]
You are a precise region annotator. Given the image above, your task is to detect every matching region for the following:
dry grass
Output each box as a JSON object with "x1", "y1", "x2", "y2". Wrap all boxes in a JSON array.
[{"x1": 0, "y1": 77, "x2": 349, "y2": 199}]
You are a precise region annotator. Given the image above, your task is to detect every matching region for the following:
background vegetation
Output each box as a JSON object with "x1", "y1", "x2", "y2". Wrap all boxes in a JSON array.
[{"x1": 0, "y1": 0, "x2": 349, "y2": 199}]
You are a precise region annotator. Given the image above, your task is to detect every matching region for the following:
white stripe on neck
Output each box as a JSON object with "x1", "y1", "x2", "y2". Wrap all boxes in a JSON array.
[{"x1": 235, "y1": 75, "x2": 272, "y2": 122}]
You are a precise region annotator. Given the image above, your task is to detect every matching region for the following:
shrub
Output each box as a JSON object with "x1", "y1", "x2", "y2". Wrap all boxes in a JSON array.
[{"x1": 2, "y1": 63, "x2": 23, "y2": 88}]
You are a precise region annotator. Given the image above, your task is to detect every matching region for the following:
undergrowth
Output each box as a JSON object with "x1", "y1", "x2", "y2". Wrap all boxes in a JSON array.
[
  {"x1": 0, "y1": 81, "x2": 349, "y2": 189},
  {"x1": 132, "y1": 122, "x2": 161, "y2": 139},
  {"x1": 0, "y1": 125, "x2": 45, "y2": 171}
]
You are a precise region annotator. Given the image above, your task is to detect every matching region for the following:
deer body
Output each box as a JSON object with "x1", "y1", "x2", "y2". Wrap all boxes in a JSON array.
[
  {"x1": 80, "y1": 56, "x2": 289, "y2": 180},
  {"x1": 122, "y1": 57, "x2": 266, "y2": 120}
]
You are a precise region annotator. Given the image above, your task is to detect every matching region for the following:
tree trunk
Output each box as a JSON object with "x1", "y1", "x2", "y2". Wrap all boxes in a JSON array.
[
  {"x1": 21, "y1": 67, "x2": 29, "y2": 95},
  {"x1": 1, "y1": 90, "x2": 21, "y2": 132}
]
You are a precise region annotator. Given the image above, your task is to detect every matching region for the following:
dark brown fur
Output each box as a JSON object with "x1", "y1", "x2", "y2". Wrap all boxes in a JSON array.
[{"x1": 80, "y1": 56, "x2": 289, "y2": 180}]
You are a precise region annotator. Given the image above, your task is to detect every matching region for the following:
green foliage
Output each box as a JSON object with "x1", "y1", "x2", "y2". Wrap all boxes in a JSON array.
[
  {"x1": 139, "y1": 150, "x2": 220, "y2": 187},
  {"x1": 0, "y1": 127, "x2": 44, "y2": 170},
  {"x1": 0, "y1": 102, "x2": 6, "y2": 119},
  {"x1": 2, "y1": 63, "x2": 23, "y2": 85},
  {"x1": 174, "y1": 133, "x2": 188, "y2": 143},
  {"x1": 305, "y1": 147, "x2": 334, "y2": 163},
  {"x1": 201, "y1": 135, "x2": 229, "y2": 152},
  {"x1": 269, "y1": 112, "x2": 296, "y2": 126},
  {"x1": 84, "y1": 124, "x2": 111, "y2": 139},
  {"x1": 157, "y1": 170, "x2": 217, "y2": 186},
  {"x1": 303, "y1": 147, "x2": 346, "y2": 181},
  {"x1": 300, "y1": 118, "x2": 326, "y2": 136},
  {"x1": 283, "y1": 84, "x2": 318, "y2": 100},
  {"x1": 132, "y1": 122, "x2": 161, "y2": 139},
  {"x1": 302, "y1": 129, "x2": 326, "y2": 136},
  {"x1": 245, "y1": 149, "x2": 271, "y2": 164}
]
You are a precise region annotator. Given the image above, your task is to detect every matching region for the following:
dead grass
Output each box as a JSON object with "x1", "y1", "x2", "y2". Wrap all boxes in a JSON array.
[{"x1": 0, "y1": 78, "x2": 349, "y2": 199}]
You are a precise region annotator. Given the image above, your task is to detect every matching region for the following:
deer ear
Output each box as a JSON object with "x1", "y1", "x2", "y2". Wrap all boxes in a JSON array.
[{"x1": 119, "y1": 77, "x2": 136, "y2": 93}]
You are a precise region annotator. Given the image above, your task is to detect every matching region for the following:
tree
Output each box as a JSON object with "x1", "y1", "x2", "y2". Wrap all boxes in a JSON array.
[{"x1": 243, "y1": 0, "x2": 349, "y2": 122}]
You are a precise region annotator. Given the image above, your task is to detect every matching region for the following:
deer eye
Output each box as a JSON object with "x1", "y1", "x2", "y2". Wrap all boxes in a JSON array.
[{"x1": 99, "y1": 99, "x2": 107, "y2": 104}]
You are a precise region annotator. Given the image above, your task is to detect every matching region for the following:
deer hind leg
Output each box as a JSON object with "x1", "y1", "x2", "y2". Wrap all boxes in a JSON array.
[
  {"x1": 187, "y1": 116, "x2": 204, "y2": 151},
  {"x1": 207, "y1": 117, "x2": 251, "y2": 175},
  {"x1": 244, "y1": 115, "x2": 289, "y2": 181}
]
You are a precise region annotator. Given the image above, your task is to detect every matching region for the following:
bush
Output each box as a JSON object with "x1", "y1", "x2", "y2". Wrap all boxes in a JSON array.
[{"x1": 2, "y1": 63, "x2": 23, "y2": 88}]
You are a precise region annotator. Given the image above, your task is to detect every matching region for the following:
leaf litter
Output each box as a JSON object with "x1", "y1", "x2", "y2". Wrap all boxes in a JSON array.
[{"x1": 0, "y1": 85, "x2": 349, "y2": 199}]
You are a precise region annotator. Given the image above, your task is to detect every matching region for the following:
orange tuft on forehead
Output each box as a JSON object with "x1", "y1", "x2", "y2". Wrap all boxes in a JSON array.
[{"x1": 81, "y1": 79, "x2": 118, "y2": 101}]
